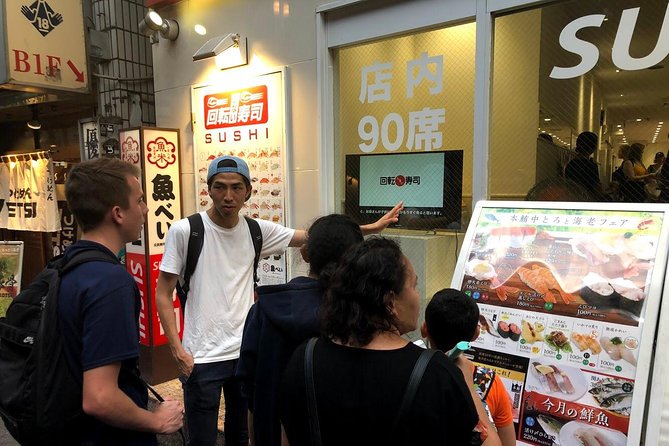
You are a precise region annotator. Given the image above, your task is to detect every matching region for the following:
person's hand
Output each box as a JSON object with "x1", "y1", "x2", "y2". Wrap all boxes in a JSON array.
[
  {"x1": 361, "y1": 201, "x2": 404, "y2": 234},
  {"x1": 154, "y1": 399, "x2": 184, "y2": 434},
  {"x1": 174, "y1": 349, "x2": 195, "y2": 377}
]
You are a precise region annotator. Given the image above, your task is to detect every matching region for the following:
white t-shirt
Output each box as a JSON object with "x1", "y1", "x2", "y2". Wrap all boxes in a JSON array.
[{"x1": 160, "y1": 212, "x2": 294, "y2": 363}]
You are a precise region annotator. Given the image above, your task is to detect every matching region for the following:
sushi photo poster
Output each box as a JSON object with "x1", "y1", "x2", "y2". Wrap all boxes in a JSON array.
[
  {"x1": 450, "y1": 201, "x2": 669, "y2": 446},
  {"x1": 191, "y1": 70, "x2": 289, "y2": 285}
]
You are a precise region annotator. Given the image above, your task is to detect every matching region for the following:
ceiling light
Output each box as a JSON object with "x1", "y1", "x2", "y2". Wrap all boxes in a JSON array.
[
  {"x1": 193, "y1": 33, "x2": 248, "y2": 70},
  {"x1": 616, "y1": 69, "x2": 620, "y2": 72},
  {"x1": 139, "y1": 10, "x2": 179, "y2": 41},
  {"x1": 27, "y1": 105, "x2": 40, "y2": 130},
  {"x1": 194, "y1": 24, "x2": 207, "y2": 35},
  {"x1": 636, "y1": 118, "x2": 642, "y2": 122},
  {"x1": 660, "y1": 122, "x2": 664, "y2": 125},
  {"x1": 543, "y1": 118, "x2": 551, "y2": 122},
  {"x1": 620, "y1": 94, "x2": 624, "y2": 97},
  {"x1": 617, "y1": 124, "x2": 622, "y2": 128}
]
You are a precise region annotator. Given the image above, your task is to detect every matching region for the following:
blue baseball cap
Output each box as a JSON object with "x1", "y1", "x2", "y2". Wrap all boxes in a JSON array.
[{"x1": 207, "y1": 156, "x2": 251, "y2": 184}]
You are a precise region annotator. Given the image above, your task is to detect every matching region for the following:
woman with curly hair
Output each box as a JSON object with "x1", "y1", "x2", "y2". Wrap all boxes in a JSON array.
[{"x1": 280, "y1": 237, "x2": 496, "y2": 446}]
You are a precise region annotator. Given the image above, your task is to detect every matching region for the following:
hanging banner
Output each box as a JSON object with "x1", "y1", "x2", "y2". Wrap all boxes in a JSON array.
[
  {"x1": 0, "y1": 155, "x2": 60, "y2": 232},
  {"x1": 191, "y1": 70, "x2": 288, "y2": 285},
  {"x1": 452, "y1": 201, "x2": 669, "y2": 446},
  {"x1": 0, "y1": 241, "x2": 24, "y2": 303}
]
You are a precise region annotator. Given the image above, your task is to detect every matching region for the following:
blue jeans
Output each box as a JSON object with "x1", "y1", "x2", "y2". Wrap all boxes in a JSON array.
[{"x1": 181, "y1": 359, "x2": 248, "y2": 446}]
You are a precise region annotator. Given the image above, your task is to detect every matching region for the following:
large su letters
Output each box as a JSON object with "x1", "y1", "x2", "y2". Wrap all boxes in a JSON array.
[{"x1": 550, "y1": 5, "x2": 669, "y2": 79}]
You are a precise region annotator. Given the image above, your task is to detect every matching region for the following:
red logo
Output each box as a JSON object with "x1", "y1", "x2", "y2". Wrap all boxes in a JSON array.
[
  {"x1": 204, "y1": 85, "x2": 268, "y2": 130},
  {"x1": 395, "y1": 175, "x2": 406, "y2": 187},
  {"x1": 146, "y1": 137, "x2": 176, "y2": 168}
]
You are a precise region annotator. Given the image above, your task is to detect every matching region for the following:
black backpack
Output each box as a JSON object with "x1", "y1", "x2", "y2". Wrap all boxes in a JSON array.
[
  {"x1": 175, "y1": 214, "x2": 263, "y2": 313},
  {"x1": 0, "y1": 249, "x2": 118, "y2": 445}
]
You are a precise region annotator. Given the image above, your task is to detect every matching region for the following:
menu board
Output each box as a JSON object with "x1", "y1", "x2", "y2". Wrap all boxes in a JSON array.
[
  {"x1": 191, "y1": 71, "x2": 288, "y2": 285},
  {"x1": 452, "y1": 202, "x2": 669, "y2": 446}
]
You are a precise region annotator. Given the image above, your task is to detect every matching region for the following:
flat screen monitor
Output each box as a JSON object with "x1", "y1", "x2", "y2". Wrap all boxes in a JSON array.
[{"x1": 345, "y1": 150, "x2": 463, "y2": 230}]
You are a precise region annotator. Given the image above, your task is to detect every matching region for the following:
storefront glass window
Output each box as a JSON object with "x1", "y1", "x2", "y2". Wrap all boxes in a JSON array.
[
  {"x1": 334, "y1": 22, "x2": 476, "y2": 227},
  {"x1": 332, "y1": 21, "x2": 476, "y2": 320},
  {"x1": 490, "y1": 0, "x2": 669, "y2": 204}
]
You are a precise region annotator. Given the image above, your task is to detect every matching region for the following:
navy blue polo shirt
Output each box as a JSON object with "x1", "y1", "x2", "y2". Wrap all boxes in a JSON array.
[{"x1": 58, "y1": 240, "x2": 156, "y2": 445}]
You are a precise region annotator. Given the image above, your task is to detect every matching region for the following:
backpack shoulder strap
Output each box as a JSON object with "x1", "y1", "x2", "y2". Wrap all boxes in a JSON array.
[
  {"x1": 304, "y1": 337, "x2": 322, "y2": 446},
  {"x1": 140, "y1": 378, "x2": 187, "y2": 444},
  {"x1": 59, "y1": 249, "x2": 119, "y2": 274},
  {"x1": 181, "y1": 213, "x2": 205, "y2": 294},
  {"x1": 244, "y1": 216, "x2": 263, "y2": 286},
  {"x1": 392, "y1": 348, "x2": 439, "y2": 430}
]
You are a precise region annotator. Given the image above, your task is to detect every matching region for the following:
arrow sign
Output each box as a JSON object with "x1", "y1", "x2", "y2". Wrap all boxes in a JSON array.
[{"x1": 67, "y1": 60, "x2": 84, "y2": 82}]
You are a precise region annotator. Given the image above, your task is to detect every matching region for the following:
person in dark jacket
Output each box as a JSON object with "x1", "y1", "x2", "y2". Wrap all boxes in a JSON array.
[
  {"x1": 236, "y1": 214, "x2": 363, "y2": 446},
  {"x1": 564, "y1": 131, "x2": 604, "y2": 200}
]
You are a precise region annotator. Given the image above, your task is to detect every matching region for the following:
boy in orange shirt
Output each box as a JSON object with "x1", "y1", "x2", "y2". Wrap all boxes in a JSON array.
[{"x1": 422, "y1": 288, "x2": 516, "y2": 446}]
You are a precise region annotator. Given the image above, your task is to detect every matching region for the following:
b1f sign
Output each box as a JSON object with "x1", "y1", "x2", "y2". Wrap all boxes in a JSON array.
[
  {"x1": 1, "y1": 0, "x2": 88, "y2": 91},
  {"x1": 550, "y1": 4, "x2": 669, "y2": 79}
]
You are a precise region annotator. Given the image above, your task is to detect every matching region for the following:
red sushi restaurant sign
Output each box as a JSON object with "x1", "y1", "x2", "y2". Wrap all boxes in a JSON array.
[
  {"x1": 203, "y1": 85, "x2": 269, "y2": 130},
  {"x1": 454, "y1": 204, "x2": 667, "y2": 446}
]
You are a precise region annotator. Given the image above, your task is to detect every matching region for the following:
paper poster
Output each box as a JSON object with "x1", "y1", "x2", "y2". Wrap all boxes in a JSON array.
[
  {"x1": 462, "y1": 209, "x2": 659, "y2": 327},
  {"x1": 456, "y1": 205, "x2": 665, "y2": 445},
  {"x1": 0, "y1": 242, "x2": 24, "y2": 307},
  {"x1": 191, "y1": 71, "x2": 287, "y2": 285}
]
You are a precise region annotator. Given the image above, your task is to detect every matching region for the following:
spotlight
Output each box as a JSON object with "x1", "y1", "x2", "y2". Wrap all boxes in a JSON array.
[
  {"x1": 139, "y1": 10, "x2": 179, "y2": 41},
  {"x1": 192, "y1": 33, "x2": 248, "y2": 70}
]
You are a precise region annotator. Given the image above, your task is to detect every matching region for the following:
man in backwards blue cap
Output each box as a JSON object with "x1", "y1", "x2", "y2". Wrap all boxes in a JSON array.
[{"x1": 156, "y1": 155, "x2": 403, "y2": 446}]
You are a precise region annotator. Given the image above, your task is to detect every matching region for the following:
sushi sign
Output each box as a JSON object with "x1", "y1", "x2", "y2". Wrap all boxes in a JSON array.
[
  {"x1": 453, "y1": 201, "x2": 669, "y2": 446},
  {"x1": 191, "y1": 70, "x2": 288, "y2": 285},
  {"x1": 550, "y1": 3, "x2": 669, "y2": 79}
]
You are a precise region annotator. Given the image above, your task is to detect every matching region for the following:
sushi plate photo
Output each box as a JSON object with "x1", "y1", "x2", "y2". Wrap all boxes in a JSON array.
[
  {"x1": 526, "y1": 361, "x2": 588, "y2": 401},
  {"x1": 559, "y1": 421, "x2": 626, "y2": 446}
]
